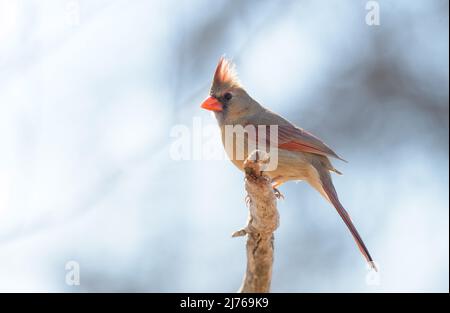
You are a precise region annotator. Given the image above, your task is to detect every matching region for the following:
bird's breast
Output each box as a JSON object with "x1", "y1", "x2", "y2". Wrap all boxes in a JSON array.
[{"x1": 219, "y1": 125, "x2": 313, "y2": 182}]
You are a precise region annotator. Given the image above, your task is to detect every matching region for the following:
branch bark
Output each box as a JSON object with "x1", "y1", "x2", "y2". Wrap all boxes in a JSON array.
[{"x1": 232, "y1": 150, "x2": 280, "y2": 293}]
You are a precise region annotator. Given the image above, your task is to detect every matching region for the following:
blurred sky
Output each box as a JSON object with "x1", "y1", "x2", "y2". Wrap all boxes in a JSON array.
[{"x1": 0, "y1": 0, "x2": 448, "y2": 292}]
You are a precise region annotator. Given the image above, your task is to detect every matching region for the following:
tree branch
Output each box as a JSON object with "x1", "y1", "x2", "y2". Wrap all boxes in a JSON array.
[{"x1": 232, "y1": 150, "x2": 280, "y2": 293}]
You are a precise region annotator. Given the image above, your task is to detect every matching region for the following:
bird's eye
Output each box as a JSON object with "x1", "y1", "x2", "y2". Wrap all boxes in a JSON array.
[{"x1": 223, "y1": 92, "x2": 233, "y2": 101}]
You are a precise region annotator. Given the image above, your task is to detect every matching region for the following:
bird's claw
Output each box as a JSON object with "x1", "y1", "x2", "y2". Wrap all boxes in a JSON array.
[
  {"x1": 245, "y1": 195, "x2": 252, "y2": 206},
  {"x1": 273, "y1": 187, "x2": 284, "y2": 200}
]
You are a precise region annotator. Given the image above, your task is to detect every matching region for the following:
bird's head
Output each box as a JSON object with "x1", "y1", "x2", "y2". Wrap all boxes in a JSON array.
[{"x1": 201, "y1": 57, "x2": 259, "y2": 123}]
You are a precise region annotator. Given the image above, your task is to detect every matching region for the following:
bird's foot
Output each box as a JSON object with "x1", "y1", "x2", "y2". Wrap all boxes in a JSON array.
[
  {"x1": 273, "y1": 187, "x2": 284, "y2": 200},
  {"x1": 245, "y1": 195, "x2": 252, "y2": 206}
]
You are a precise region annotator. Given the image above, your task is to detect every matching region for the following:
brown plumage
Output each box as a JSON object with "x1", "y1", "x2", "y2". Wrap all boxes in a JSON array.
[{"x1": 201, "y1": 57, "x2": 376, "y2": 270}]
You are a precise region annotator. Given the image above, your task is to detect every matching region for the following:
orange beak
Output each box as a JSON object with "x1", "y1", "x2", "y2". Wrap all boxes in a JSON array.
[{"x1": 200, "y1": 96, "x2": 223, "y2": 112}]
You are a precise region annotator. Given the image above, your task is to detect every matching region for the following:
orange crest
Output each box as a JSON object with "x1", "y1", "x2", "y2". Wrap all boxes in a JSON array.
[{"x1": 213, "y1": 57, "x2": 241, "y2": 89}]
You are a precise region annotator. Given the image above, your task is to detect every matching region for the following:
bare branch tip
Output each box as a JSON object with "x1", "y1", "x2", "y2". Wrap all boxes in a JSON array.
[{"x1": 232, "y1": 229, "x2": 247, "y2": 238}]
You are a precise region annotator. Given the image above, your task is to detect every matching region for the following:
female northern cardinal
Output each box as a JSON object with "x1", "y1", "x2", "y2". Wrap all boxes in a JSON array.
[{"x1": 200, "y1": 57, "x2": 376, "y2": 270}]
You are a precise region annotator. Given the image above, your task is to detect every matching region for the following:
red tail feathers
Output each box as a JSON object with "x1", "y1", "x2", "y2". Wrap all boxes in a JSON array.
[{"x1": 318, "y1": 168, "x2": 377, "y2": 271}]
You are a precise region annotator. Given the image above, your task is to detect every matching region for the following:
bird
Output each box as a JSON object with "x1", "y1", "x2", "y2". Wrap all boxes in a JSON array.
[{"x1": 200, "y1": 57, "x2": 377, "y2": 271}]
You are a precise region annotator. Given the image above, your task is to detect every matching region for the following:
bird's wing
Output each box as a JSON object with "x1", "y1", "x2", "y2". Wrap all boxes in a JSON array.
[
  {"x1": 277, "y1": 123, "x2": 347, "y2": 161},
  {"x1": 245, "y1": 110, "x2": 347, "y2": 162}
]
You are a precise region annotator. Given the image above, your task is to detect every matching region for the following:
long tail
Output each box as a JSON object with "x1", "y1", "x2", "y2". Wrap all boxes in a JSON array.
[{"x1": 313, "y1": 165, "x2": 377, "y2": 271}]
